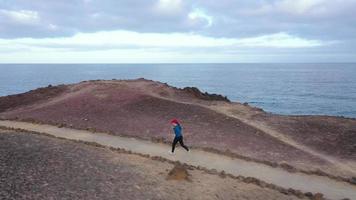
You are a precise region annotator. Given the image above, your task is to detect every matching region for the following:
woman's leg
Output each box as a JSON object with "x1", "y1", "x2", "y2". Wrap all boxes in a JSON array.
[
  {"x1": 178, "y1": 136, "x2": 189, "y2": 151},
  {"x1": 171, "y1": 137, "x2": 179, "y2": 153}
]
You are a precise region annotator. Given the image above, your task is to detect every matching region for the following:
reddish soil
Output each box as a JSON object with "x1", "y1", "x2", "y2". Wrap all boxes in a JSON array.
[
  {"x1": 0, "y1": 85, "x2": 68, "y2": 113},
  {"x1": 1, "y1": 130, "x2": 302, "y2": 200},
  {"x1": 254, "y1": 114, "x2": 356, "y2": 160},
  {"x1": 0, "y1": 79, "x2": 355, "y2": 178}
]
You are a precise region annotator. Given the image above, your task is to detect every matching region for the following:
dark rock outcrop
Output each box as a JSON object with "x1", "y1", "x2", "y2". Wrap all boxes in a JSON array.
[{"x1": 182, "y1": 87, "x2": 230, "y2": 102}]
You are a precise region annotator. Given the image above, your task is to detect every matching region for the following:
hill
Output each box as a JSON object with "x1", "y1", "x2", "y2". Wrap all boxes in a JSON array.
[{"x1": 0, "y1": 78, "x2": 355, "y2": 180}]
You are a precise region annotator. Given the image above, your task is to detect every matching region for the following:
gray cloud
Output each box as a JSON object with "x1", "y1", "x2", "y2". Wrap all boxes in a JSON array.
[
  {"x1": 0, "y1": 0, "x2": 355, "y2": 40},
  {"x1": 0, "y1": 0, "x2": 196, "y2": 38},
  {"x1": 0, "y1": 0, "x2": 355, "y2": 62}
]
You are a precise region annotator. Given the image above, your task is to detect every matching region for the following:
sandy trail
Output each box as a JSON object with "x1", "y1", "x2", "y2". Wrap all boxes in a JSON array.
[{"x1": 0, "y1": 120, "x2": 355, "y2": 200}]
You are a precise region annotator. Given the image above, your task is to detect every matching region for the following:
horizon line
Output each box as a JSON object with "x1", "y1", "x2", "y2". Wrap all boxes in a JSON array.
[{"x1": 1, "y1": 62, "x2": 356, "y2": 65}]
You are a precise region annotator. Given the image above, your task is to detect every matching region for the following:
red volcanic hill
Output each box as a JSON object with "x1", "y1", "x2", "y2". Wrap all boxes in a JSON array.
[{"x1": 0, "y1": 78, "x2": 355, "y2": 180}]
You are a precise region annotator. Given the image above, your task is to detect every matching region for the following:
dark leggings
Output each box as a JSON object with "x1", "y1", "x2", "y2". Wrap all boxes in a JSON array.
[{"x1": 171, "y1": 136, "x2": 189, "y2": 153}]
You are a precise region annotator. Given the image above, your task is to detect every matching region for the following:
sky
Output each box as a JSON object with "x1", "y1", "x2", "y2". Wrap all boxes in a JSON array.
[{"x1": 0, "y1": 0, "x2": 355, "y2": 63}]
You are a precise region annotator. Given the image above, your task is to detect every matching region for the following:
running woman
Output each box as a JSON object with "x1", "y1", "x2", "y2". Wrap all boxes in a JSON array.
[{"x1": 170, "y1": 119, "x2": 189, "y2": 154}]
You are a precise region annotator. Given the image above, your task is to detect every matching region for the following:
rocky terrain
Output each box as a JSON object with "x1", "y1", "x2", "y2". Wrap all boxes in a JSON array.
[
  {"x1": 0, "y1": 78, "x2": 355, "y2": 180},
  {"x1": 0, "y1": 129, "x2": 303, "y2": 200}
]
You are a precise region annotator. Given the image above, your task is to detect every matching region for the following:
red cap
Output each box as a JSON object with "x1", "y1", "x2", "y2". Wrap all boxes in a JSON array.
[{"x1": 170, "y1": 119, "x2": 179, "y2": 124}]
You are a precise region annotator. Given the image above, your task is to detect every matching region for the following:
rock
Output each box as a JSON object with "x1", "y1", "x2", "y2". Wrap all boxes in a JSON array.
[
  {"x1": 294, "y1": 190, "x2": 304, "y2": 198},
  {"x1": 166, "y1": 164, "x2": 190, "y2": 181},
  {"x1": 237, "y1": 176, "x2": 244, "y2": 181},
  {"x1": 314, "y1": 169, "x2": 327, "y2": 176},
  {"x1": 350, "y1": 177, "x2": 356, "y2": 185},
  {"x1": 182, "y1": 87, "x2": 230, "y2": 102},
  {"x1": 287, "y1": 188, "x2": 296, "y2": 194},
  {"x1": 304, "y1": 192, "x2": 313, "y2": 198},
  {"x1": 209, "y1": 169, "x2": 218, "y2": 174},
  {"x1": 219, "y1": 170, "x2": 226, "y2": 178},
  {"x1": 312, "y1": 193, "x2": 324, "y2": 200},
  {"x1": 279, "y1": 161, "x2": 297, "y2": 173},
  {"x1": 280, "y1": 188, "x2": 289, "y2": 195},
  {"x1": 244, "y1": 177, "x2": 259, "y2": 184},
  {"x1": 259, "y1": 181, "x2": 267, "y2": 188}
]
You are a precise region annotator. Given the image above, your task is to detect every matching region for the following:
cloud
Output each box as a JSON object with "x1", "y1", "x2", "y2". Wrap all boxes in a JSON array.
[
  {"x1": 155, "y1": 0, "x2": 183, "y2": 15},
  {"x1": 1, "y1": 29, "x2": 340, "y2": 63},
  {"x1": 235, "y1": 32, "x2": 327, "y2": 48},
  {"x1": 276, "y1": 0, "x2": 326, "y2": 14},
  {"x1": 0, "y1": 9, "x2": 40, "y2": 24},
  {"x1": 1, "y1": 0, "x2": 355, "y2": 40},
  {"x1": 192, "y1": 0, "x2": 356, "y2": 39},
  {"x1": 250, "y1": 0, "x2": 327, "y2": 15},
  {"x1": 48, "y1": 24, "x2": 58, "y2": 31},
  {"x1": 0, "y1": 0, "x2": 355, "y2": 62},
  {"x1": 188, "y1": 9, "x2": 213, "y2": 27},
  {"x1": 0, "y1": 30, "x2": 327, "y2": 50}
]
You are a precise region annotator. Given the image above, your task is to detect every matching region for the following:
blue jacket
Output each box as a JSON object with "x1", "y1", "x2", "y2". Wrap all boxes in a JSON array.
[{"x1": 173, "y1": 124, "x2": 182, "y2": 137}]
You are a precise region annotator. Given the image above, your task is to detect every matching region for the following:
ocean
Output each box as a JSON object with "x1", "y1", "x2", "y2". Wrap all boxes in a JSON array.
[{"x1": 1, "y1": 63, "x2": 355, "y2": 118}]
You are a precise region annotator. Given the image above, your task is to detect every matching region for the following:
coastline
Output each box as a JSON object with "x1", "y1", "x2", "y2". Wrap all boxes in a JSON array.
[
  {"x1": 0, "y1": 79, "x2": 355, "y2": 180},
  {"x1": 1, "y1": 63, "x2": 356, "y2": 118}
]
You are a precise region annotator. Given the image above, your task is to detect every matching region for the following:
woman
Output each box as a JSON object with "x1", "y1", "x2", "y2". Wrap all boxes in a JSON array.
[{"x1": 170, "y1": 119, "x2": 189, "y2": 154}]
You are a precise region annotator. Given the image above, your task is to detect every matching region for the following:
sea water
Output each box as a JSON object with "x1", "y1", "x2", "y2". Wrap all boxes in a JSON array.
[{"x1": 1, "y1": 63, "x2": 355, "y2": 118}]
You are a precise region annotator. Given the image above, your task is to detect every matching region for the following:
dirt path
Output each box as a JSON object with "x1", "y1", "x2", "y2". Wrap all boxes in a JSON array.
[
  {"x1": 1, "y1": 120, "x2": 355, "y2": 200},
  {"x1": 210, "y1": 105, "x2": 356, "y2": 176},
  {"x1": 150, "y1": 93, "x2": 356, "y2": 175}
]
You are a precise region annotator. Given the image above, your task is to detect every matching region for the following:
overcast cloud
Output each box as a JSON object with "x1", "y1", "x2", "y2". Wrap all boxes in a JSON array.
[{"x1": 0, "y1": 0, "x2": 355, "y2": 62}]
